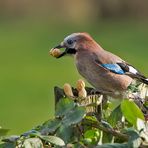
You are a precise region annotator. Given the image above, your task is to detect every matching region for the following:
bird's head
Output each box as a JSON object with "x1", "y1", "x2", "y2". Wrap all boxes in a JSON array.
[{"x1": 52, "y1": 32, "x2": 95, "y2": 58}]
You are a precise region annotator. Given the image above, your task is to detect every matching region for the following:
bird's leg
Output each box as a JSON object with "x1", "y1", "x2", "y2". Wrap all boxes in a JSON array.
[
  {"x1": 90, "y1": 88, "x2": 114, "y2": 97},
  {"x1": 90, "y1": 89, "x2": 101, "y2": 95}
]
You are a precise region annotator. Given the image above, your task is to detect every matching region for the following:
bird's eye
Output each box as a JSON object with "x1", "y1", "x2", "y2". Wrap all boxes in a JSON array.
[{"x1": 67, "y1": 39, "x2": 73, "y2": 45}]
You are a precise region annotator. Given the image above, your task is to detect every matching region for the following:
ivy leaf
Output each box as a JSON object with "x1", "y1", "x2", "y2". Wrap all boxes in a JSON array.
[
  {"x1": 56, "y1": 124, "x2": 74, "y2": 144},
  {"x1": 121, "y1": 99, "x2": 144, "y2": 126},
  {"x1": 40, "y1": 135, "x2": 65, "y2": 146},
  {"x1": 2, "y1": 135, "x2": 19, "y2": 143},
  {"x1": 84, "y1": 129, "x2": 100, "y2": 145},
  {"x1": 84, "y1": 129, "x2": 99, "y2": 139},
  {"x1": 108, "y1": 105, "x2": 122, "y2": 127},
  {"x1": 95, "y1": 143, "x2": 128, "y2": 148},
  {"x1": 55, "y1": 98, "x2": 75, "y2": 117},
  {"x1": 21, "y1": 130, "x2": 40, "y2": 137},
  {"x1": 123, "y1": 128, "x2": 141, "y2": 148},
  {"x1": 39, "y1": 119, "x2": 61, "y2": 135},
  {"x1": 23, "y1": 138, "x2": 43, "y2": 148},
  {"x1": 0, "y1": 142, "x2": 16, "y2": 148},
  {"x1": 62, "y1": 106, "x2": 86, "y2": 126}
]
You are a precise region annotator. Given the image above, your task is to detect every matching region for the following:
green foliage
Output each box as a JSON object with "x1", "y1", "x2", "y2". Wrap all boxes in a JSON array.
[
  {"x1": 123, "y1": 128, "x2": 141, "y2": 148},
  {"x1": 108, "y1": 105, "x2": 122, "y2": 127},
  {"x1": 0, "y1": 96, "x2": 148, "y2": 147},
  {"x1": 62, "y1": 106, "x2": 85, "y2": 126},
  {"x1": 121, "y1": 99, "x2": 145, "y2": 127},
  {"x1": 96, "y1": 143, "x2": 128, "y2": 148},
  {"x1": 39, "y1": 135, "x2": 65, "y2": 146},
  {"x1": 55, "y1": 98, "x2": 75, "y2": 117},
  {"x1": 23, "y1": 138, "x2": 43, "y2": 148},
  {"x1": 39, "y1": 119, "x2": 61, "y2": 135},
  {"x1": 83, "y1": 129, "x2": 100, "y2": 145},
  {"x1": 56, "y1": 125, "x2": 73, "y2": 143}
]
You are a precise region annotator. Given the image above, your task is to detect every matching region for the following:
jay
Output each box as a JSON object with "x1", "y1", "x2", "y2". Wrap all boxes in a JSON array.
[{"x1": 52, "y1": 32, "x2": 148, "y2": 98}]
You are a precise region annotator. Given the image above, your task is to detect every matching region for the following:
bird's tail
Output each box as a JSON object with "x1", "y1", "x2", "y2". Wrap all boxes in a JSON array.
[
  {"x1": 127, "y1": 72, "x2": 148, "y2": 85},
  {"x1": 119, "y1": 63, "x2": 148, "y2": 85},
  {"x1": 136, "y1": 74, "x2": 148, "y2": 85},
  {"x1": 141, "y1": 78, "x2": 148, "y2": 85}
]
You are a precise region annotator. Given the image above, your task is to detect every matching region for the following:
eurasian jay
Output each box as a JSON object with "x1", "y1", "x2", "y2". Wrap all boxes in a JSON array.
[{"x1": 52, "y1": 32, "x2": 148, "y2": 98}]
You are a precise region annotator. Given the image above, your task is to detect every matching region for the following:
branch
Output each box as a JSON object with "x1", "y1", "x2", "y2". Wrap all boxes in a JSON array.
[{"x1": 84, "y1": 118, "x2": 129, "y2": 141}]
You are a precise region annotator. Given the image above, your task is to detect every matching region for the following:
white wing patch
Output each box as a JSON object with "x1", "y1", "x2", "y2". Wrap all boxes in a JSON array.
[{"x1": 128, "y1": 66, "x2": 138, "y2": 74}]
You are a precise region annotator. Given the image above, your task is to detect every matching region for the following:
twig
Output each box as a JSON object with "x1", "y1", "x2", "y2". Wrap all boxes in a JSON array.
[{"x1": 84, "y1": 118, "x2": 129, "y2": 141}]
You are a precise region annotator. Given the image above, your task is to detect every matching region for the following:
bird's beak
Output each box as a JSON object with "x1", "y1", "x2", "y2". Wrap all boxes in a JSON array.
[
  {"x1": 53, "y1": 44, "x2": 64, "y2": 49},
  {"x1": 53, "y1": 42, "x2": 68, "y2": 58},
  {"x1": 52, "y1": 42, "x2": 77, "y2": 58}
]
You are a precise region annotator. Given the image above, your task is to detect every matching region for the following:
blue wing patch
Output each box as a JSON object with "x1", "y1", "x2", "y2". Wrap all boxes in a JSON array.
[{"x1": 101, "y1": 64, "x2": 125, "y2": 74}]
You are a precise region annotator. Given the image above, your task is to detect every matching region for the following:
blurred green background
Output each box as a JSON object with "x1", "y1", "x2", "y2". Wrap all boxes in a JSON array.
[{"x1": 0, "y1": 0, "x2": 148, "y2": 134}]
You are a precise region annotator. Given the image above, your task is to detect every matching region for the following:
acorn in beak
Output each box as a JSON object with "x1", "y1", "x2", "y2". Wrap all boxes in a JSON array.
[
  {"x1": 53, "y1": 44, "x2": 68, "y2": 58},
  {"x1": 49, "y1": 43, "x2": 66, "y2": 58},
  {"x1": 50, "y1": 43, "x2": 77, "y2": 58}
]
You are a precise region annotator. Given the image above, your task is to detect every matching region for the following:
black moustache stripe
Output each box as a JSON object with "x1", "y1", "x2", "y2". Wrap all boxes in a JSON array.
[{"x1": 66, "y1": 48, "x2": 77, "y2": 54}]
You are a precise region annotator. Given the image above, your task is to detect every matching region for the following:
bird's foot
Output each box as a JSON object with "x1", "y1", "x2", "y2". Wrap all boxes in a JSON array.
[{"x1": 90, "y1": 89, "x2": 101, "y2": 95}]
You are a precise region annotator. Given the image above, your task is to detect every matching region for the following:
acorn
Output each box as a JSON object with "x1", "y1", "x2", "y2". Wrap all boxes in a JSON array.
[
  {"x1": 63, "y1": 83, "x2": 74, "y2": 97},
  {"x1": 49, "y1": 48, "x2": 62, "y2": 58}
]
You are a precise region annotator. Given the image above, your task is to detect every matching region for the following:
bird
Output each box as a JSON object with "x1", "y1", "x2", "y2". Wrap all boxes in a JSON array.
[{"x1": 52, "y1": 32, "x2": 148, "y2": 98}]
